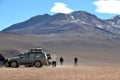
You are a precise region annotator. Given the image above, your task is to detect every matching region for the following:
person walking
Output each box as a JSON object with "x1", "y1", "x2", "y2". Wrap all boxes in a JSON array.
[
  {"x1": 0, "y1": 54, "x2": 5, "y2": 68},
  {"x1": 60, "y1": 57, "x2": 64, "y2": 66},
  {"x1": 74, "y1": 57, "x2": 78, "y2": 66}
]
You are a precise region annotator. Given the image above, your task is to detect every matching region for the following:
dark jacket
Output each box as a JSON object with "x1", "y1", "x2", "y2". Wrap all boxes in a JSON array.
[
  {"x1": 0, "y1": 56, "x2": 5, "y2": 61},
  {"x1": 60, "y1": 57, "x2": 64, "y2": 62}
]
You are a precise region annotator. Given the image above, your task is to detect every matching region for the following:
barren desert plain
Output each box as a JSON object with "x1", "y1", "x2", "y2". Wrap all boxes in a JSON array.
[
  {"x1": 0, "y1": 65, "x2": 120, "y2": 80},
  {"x1": 0, "y1": 33, "x2": 120, "y2": 80}
]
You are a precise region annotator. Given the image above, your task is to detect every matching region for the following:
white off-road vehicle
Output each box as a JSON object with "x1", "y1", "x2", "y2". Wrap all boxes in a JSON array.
[{"x1": 46, "y1": 54, "x2": 57, "y2": 67}]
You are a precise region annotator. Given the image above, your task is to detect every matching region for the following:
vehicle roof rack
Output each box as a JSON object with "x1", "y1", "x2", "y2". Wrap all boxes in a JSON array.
[{"x1": 29, "y1": 48, "x2": 42, "y2": 52}]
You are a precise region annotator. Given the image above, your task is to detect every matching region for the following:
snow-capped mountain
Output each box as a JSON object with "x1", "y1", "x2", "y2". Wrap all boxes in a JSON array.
[
  {"x1": 2, "y1": 11, "x2": 120, "y2": 37},
  {"x1": 106, "y1": 16, "x2": 120, "y2": 28},
  {"x1": 105, "y1": 16, "x2": 120, "y2": 34}
]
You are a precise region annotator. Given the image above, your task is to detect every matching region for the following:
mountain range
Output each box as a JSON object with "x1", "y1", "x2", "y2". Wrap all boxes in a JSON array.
[
  {"x1": 1, "y1": 11, "x2": 120, "y2": 63},
  {"x1": 2, "y1": 11, "x2": 120, "y2": 39}
]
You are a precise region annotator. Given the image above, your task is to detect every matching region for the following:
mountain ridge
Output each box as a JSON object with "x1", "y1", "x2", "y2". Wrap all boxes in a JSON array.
[{"x1": 2, "y1": 11, "x2": 120, "y2": 37}]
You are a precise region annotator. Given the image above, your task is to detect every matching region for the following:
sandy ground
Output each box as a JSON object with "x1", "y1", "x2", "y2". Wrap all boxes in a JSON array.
[{"x1": 0, "y1": 65, "x2": 120, "y2": 80}]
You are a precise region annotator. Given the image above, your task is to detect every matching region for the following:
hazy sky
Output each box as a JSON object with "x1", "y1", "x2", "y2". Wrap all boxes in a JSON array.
[{"x1": 0, "y1": 0, "x2": 120, "y2": 31}]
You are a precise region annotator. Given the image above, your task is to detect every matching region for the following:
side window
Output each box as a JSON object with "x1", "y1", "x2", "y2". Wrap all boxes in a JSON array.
[
  {"x1": 24, "y1": 54, "x2": 28, "y2": 58},
  {"x1": 36, "y1": 53, "x2": 45, "y2": 58},
  {"x1": 29, "y1": 53, "x2": 36, "y2": 58},
  {"x1": 19, "y1": 54, "x2": 25, "y2": 58}
]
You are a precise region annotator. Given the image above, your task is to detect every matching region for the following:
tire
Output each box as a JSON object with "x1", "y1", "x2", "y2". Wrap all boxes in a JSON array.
[
  {"x1": 52, "y1": 61, "x2": 56, "y2": 67},
  {"x1": 11, "y1": 61, "x2": 19, "y2": 68},
  {"x1": 4, "y1": 61, "x2": 10, "y2": 67},
  {"x1": 34, "y1": 61, "x2": 42, "y2": 68}
]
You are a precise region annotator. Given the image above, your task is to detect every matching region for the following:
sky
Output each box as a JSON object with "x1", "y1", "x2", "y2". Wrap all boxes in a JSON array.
[{"x1": 0, "y1": 0, "x2": 120, "y2": 31}]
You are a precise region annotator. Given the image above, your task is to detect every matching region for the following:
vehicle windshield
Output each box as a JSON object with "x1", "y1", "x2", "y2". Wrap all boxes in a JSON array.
[
  {"x1": 13, "y1": 54, "x2": 25, "y2": 58},
  {"x1": 12, "y1": 55, "x2": 20, "y2": 59}
]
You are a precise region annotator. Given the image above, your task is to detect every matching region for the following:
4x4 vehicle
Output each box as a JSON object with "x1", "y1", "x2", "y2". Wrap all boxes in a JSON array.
[{"x1": 4, "y1": 48, "x2": 48, "y2": 68}]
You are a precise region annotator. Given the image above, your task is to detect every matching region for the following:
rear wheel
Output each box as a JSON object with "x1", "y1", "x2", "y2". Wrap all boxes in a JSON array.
[
  {"x1": 52, "y1": 61, "x2": 57, "y2": 67},
  {"x1": 11, "y1": 61, "x2": 19, "y2": 68},
  {"x1": 34, "y1": 61, "x2": 42, "y2": 68}
]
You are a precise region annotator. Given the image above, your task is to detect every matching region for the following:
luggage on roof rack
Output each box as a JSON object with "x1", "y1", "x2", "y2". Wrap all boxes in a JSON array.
[{"x1": 30, "y1": 48, "x2": 42, "y2": 52}]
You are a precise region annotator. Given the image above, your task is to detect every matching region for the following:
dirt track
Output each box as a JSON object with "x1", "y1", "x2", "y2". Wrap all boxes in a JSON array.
[{"x1": 0, "y1": 65, "x2": 120, "y2": 80}]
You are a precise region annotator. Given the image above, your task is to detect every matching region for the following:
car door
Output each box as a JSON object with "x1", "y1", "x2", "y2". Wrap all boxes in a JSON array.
[{"x1": 18, "y1": 54, "x2": 29, "y2": 64}]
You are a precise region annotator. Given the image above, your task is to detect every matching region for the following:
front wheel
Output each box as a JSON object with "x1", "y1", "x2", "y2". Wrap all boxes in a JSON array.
[
  {"x1": 11, "y1": 61, "x2": 19, "y2": 68},
  {"x1": 34, "y1": 61, "x2": 42, "y2": 68}
]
